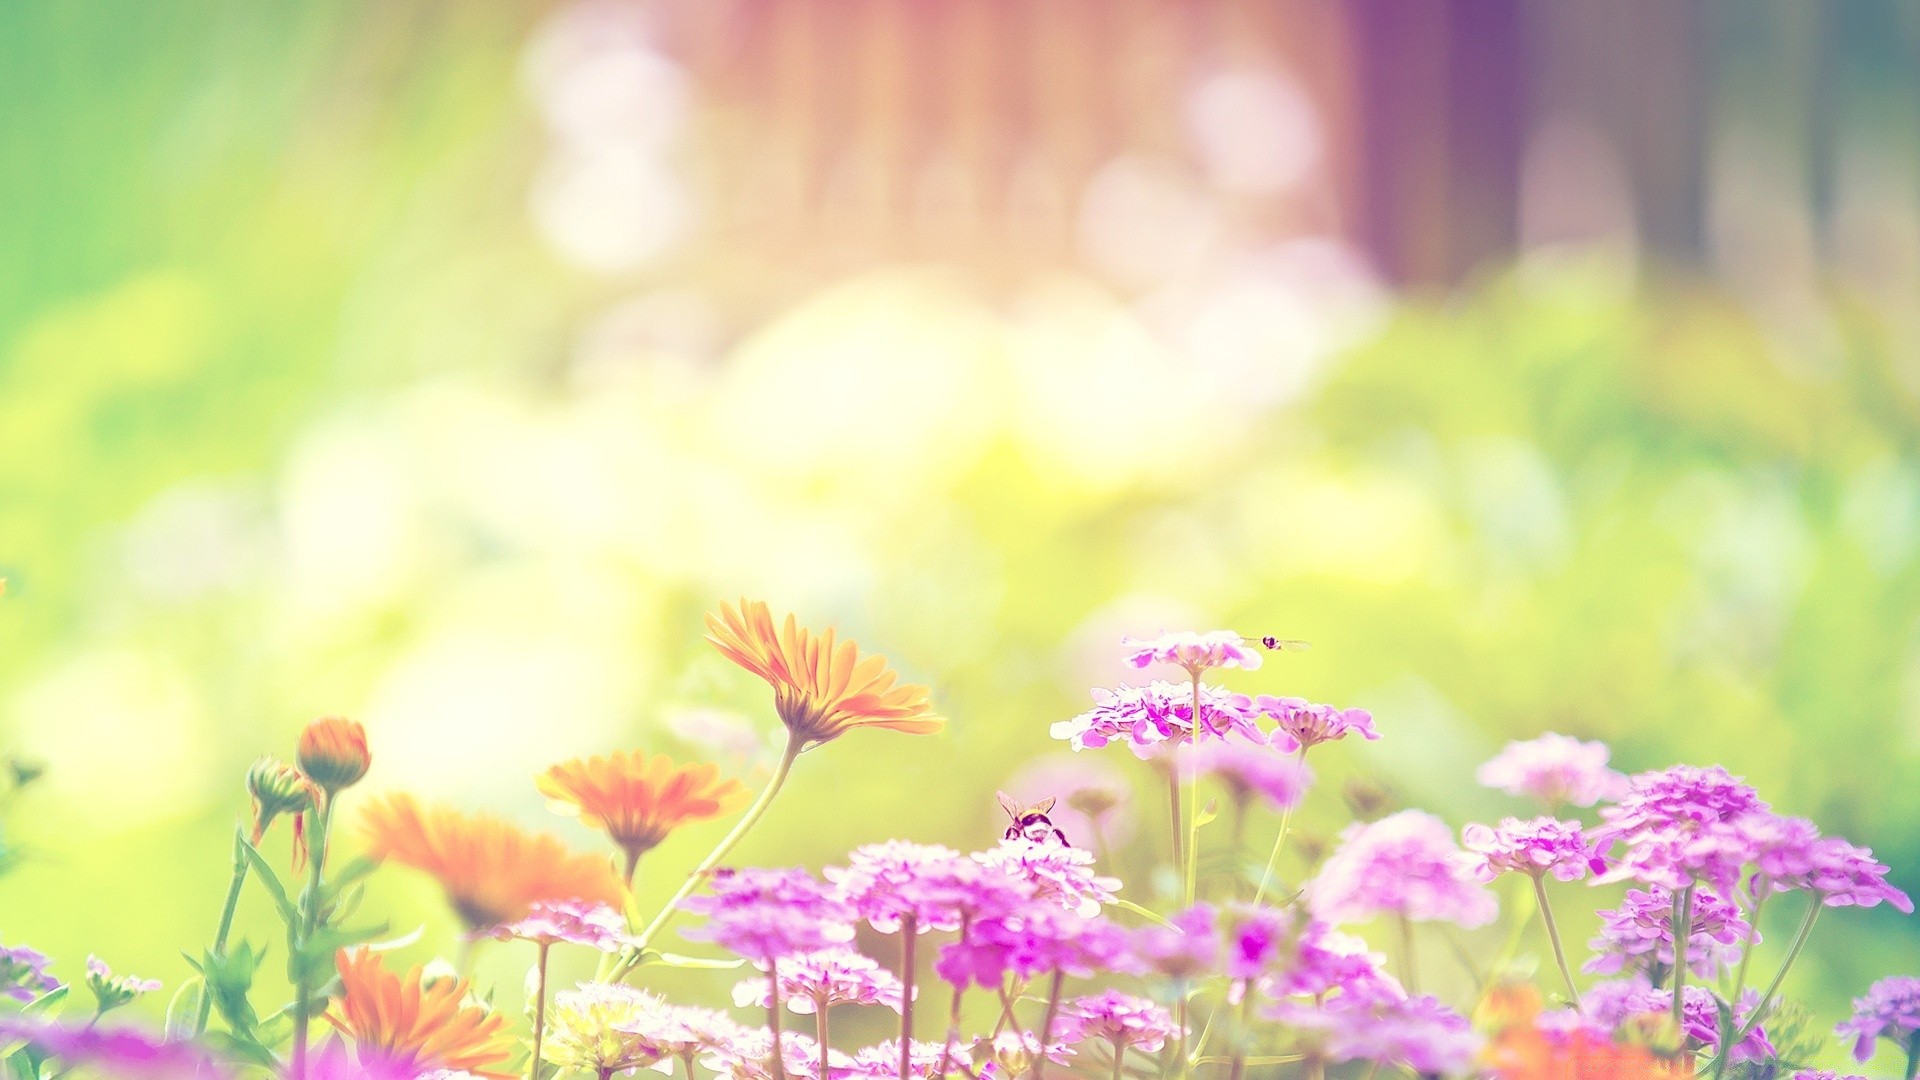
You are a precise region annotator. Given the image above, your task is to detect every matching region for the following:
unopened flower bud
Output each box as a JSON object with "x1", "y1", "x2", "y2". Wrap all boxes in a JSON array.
[
  {"x1": 297, "y1": 716, "x2": 370, "y2": 794},
  {"x1": 246, "y1": 758, "x2": 314, "y2": 844}
]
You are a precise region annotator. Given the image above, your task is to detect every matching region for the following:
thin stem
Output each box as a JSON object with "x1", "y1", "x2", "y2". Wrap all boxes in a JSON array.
[
  {"x1": 1670, "y1": 886, "x2": 1694, "y2": 1044},
  {"x1": 816, "y1": 997, "x2": 830, "y2": 1080},
  {"x1": 1252, "y1": 747, "x2": 1307, "y2": 904},
  {"x1": 528, "y1": 942, "x2": 552, "y2": 1080},
  {"x1": 193, "y1": 828, "x2": 251, "y2": 1037},
  {"x1": 1721, "y1": 896, "x2": 1822, "y2": 1063},
  {"x1": 290, "y1": 799, "x2": 335, "y2": 1080},
  {"x1": 1397, "y1": 914, "x2": 1419, "y2": 994},
  {"x1": 1904, "y1": 1035, "x2": 1918, "y2": 1080},
  {"x1": 622, "y1": 847, "x2": 642, "y2": 889},
  {"x1": 1532, "y1": 874, "x2": 1580, "y2": 1009},
  {"x1": 938, "y1": 982, "x2": 966, "y2": 1080},
  {"x1": 1183, "y1": 672, "x2": 1202, "y2": 906},
  {"x1": 1109, "y1": 1039, "x2": 1126, "y2": 1080},
  {"x1": 768, "y1": 956, "x2": 788, "y2": 1080},
  {"x1": 1729, "y1": 889, "x2": 1768, "y2": 1005},
  {"x1": 614, "y1": 735, "x2": 803, "y2": 978},
  {"x1": 1166, "y1": 768, "x2": 1184, "y2": 870},
  {"x1": 899, "y1": 917, "x2": 918, "y2": 1080},
  {"x1": 1031, "y1": 970, "x2": 1066, "y2": 1080}
]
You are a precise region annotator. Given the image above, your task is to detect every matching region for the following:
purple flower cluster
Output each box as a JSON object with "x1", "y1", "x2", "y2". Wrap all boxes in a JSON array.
[
  {"x1": 0, "y1": 1017, "x2": 228, "y2": 1080},
  {"x1": 828, "y1": 840, "x2": 985, "y2": 933},
  {"x1": 1834, "y1": 975, "x2": 1920, "y2": 1064},
  {"x1": 1255, "y1": 695, "x2": 1378, "y2": 752},
  {"x1": 1060, "y1": 989, "x2": 1181, "y2": 1054},
  {"x1": 731, "y1": 947, "x2": 908, "y2": 1014},
  {"x1": 933, "y1": 905, "x2": 1130, "y2": 988},
  {"x1": 490, "y1": 898, "x2": 629, "y2": 951},
  {"x1": 1585, "y1": 886, "x2": 1752, "y2": 979},
  {"x1": 1580, "y1": 977, "x2": 1775, "y2": 1062},
  {"x1": 1051, "y1": 681, "x2": 1262, "y2": 757},
  {"x1": 681, "y1": 867, "x2": 856, "y2": 963},
  {"x1": 1122, "y1": 630, "x2": 1263, "y2": 675},
  {"x1": 1269, "y1": 990, "x2": 1480, "y2": 1075},
  {"x1": 1460, "y1": 816, "x2": 1605, "y2": 882},
  {"x1": 1477, "y1": 733, "x2": 1627, "y2": 808},
  {"x1": 1181, "y1": 738, "x2": 1313, "y2": 811},
  {"x1": 1747, "y1": 816, "x2": 1913, "y2": 912},
  {"x1": 972, "y1": 837, "x2": 1120, "y2": 917},
  {"x1": 1309, "y1": 810, "x2": 1498, "y2": 927},
  {"x1": 1591, "y1": 765, "x2": 1772, "y2": 895},
  {"x1": 83, "y1": 955, "x2": 162, "y2": 1014},
  {"x1": 0, "y1": 941, "x2": 58, "y2": 1004}
]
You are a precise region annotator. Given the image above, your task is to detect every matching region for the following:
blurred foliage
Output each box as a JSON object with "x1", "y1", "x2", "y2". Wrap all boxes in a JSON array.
[{"x1": 0, "y1": 5, "x2": 1914, "y2": 1076}]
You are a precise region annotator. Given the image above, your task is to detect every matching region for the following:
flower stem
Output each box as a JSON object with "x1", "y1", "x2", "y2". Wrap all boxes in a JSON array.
[
  {"x1": 1225, "y1": 979, "x2": 1252, "y2": 1080},
  {"x1": 1716, "y1": 895, "x2": 1821, "y2": 1070},
  {"x1": 289, "y1": 798, "x2": 335, "y2": 1080},
  {"x1": 1532, "y1": 874, "x2": 1580, "y2": 1009},
  {"x1": 1109, "y1": 1039, "x2": 1126, "y2": 1080},
  {"x1": 614, "y1": 734, "x2": 803, "y2": 978},
  {"x1": 1032, "y1": 970, "x2": 1066, "y2": 1080},
  {"x1": 1669, "y1": 886, "x2": 1694, "y2": 1046},
  {"x1": 193, "y1": 828, "x2": 251, "y2": 1037},
  {"x1": 816, "y1": 997, "x2": 830, "y2": 1080},
  {"x1": 1397, "y1": 914, "x2": 1419, "y2": 994},
  {"x1": 938, "y1": 983, "x2": 966, "y2": 1080},
  {"x1": 768, "y1": 956, "x2": 788, "y2": 1080},
  {"x1": 1166, "y1": 770, "x2": 1184, "y2": 870},
  {"x1": 528, "y1": 942, "x2": 551, "y2": 1080},
  {"x1": 1904, "y1": 1036, "x2": 1918, "y2": 1080},
  {"x1": 899, "y1": 917, "x2": 918, "y2": 1080},
  {"x1": 1183, "y1": 673, "x2": 1202, "y2": 906},
  {"x1": 1252, "y1": 748, "x2": 1307, "y2": 905}
]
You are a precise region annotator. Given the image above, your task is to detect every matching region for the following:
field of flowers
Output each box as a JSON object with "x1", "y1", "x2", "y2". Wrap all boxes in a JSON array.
[{"x1": 1, "y1": 601, "x2": 1913, "y2": 1080}]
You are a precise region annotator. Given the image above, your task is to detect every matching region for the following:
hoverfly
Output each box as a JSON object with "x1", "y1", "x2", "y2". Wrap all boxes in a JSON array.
[
  {"x1": 1253, "y1": 635, "x2": 1311, "y2": 652},
  {"x1": 998, "y1": 792, "x2": 1069, "y2": 846}
]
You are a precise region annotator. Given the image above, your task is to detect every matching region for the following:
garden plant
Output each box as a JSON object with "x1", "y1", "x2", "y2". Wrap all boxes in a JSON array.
[{"x1": 1, "y1": 599, "x2": 1915, "y2": 1080}]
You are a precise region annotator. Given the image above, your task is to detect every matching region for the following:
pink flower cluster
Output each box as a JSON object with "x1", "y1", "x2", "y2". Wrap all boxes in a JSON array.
[
  {"x1": 1476, "y1": 732, "x2": 1627, "y2": 807},
  {"x1": 1834, "y1": 975, "x2": 1920, "y2": 1064},
  {"x1": 1309, "y1": 810, "x2": 1498, "y2": 927},
  {"x1": 730, "y1": 947, "x2": 907, "y2": 1014},
  {"x1": 1256, "y1": 696, "x2": 1378, "y2": 752},
  {"x1": 1121, "y1": 630, "x2": 1263, "y2": 675},
  {"x1": 1585, "y1": 886, "x2": 1752, "y2": 979},
  {"x1": 1460, "y1": 816, "x2": 1605, "y2": 882},
  {"x1": 680, "y1": 867, "x2": 856, "y2": 963},
  {"x1": 1576, "y1": 977, "x2": 1775, "y2": 1063},
  {"x1": 1050, "y1": 681, "x2": 1262, "y2": 757}
]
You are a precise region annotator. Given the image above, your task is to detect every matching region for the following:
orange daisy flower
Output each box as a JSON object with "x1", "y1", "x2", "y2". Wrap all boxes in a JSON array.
[
  {"x1": 327, "y1": 947, "x2": 516, "y2": 1079},
  {"x1": 537, "y1": 751, "x2": 750, "y2": 877},
  {"x1": 360, "y1": 793, "x2": 624, "y2": 931},
  {"x1": 705, "y1": 599, "x2": 944, "y2": 750}
]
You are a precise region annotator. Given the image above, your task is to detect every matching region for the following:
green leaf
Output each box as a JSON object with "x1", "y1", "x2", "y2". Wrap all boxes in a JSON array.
[
  {"x1": 163, "y1": 977, "x2": 203, "y2": 1041},
  {"x1": 22, "y1": 985, "x2": 66, "y2": 1014},
  {"x1": 1108, "y1": 898, "x2": 1173, "y2": 927},
  {"x1": 238, "y1": 840, "x2": 298, "y2": 927},
  {"x1": 324, "y1": 855, "x2": 380, "y2": 895},
  {"x1": 633, "y1": 950, "x2": 746, "y2": 971},
  {"x1": 1195, "y1": 799, "x2": 1220, "y2": 828}
]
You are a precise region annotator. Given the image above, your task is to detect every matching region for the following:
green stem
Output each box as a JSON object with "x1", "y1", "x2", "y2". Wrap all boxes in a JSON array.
[
  {"x1": 1183, "y1": 673, "x2": 1202, "y2": 906},
  {"x1": 1032, "y1": 970, "x2": 1066, "y2": 1080},
  {"x1": 1710, "y1": 890, "x2": 1770, "y2": 1080},
  {"x1": 193, "y1": 828, "x2": 252, "y2": 1037},
  {"x1": 816, "y1": 997, "x2": 830, "y2": 1080},
  {"x1": 1252, "y1": 748, "x2": 1307, "y2": 904},
  {"x1": 1903, "y1": 1035, "x2": 1918, "y2": 1080},
  {"x1": 768, "y1": 956, "x2": 788, "y2": 1080},
  {"x1": 290, "y1": 799, "x2": 335, "y2": 1080},
  {"x1": 1715, "y1": 896, "x2": 1821, "y2": 1069},
  {"x1": 527, "y1": 942, "x2": 551, "y2": 1080},
  {"x1": 1166, "y1": 769, "x2": 1184, "y2": 871},
  {"x1": 1669, "y1": 885, "x2": 1694, "y2": 1044},
  {"x1": 613, "y1": 734, "x2": 803, "y2": 979},
  {"x1": 1532, "y1": 874, "x2": 1580, "y2": 1009},
  {"x1": 1225, "y1": 980, "x2": 1252, "y2": 1080},
  {"x1": 899, "y1": 917, "x2": 918, "y2": 1080},
  {"x1": 1110, "y1": 1039, "x2": 1126, "y2": 1080}
]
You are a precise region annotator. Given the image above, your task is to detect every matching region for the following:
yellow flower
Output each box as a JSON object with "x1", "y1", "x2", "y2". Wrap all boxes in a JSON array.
[
  {"x1": 705, "y1": 599, "x2": 944, "y2": 750},
  {"x1": 543, "y1": 983, "x2": 678, "y2": 1076},
  {"x1": 327, "y1": 947, "x2": 517, "y2": 1079},
  {"x1": 360, "y1": 793, "x2": 624, "y2": 931},
  {"x1": 537, "y1": 751, "x2": 749, "y2": 877}
]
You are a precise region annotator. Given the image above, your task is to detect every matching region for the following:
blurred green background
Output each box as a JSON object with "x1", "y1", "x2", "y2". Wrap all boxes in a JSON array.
[{"x1": 1, "y1": 0, "x2": 1916, "y2": 1068}]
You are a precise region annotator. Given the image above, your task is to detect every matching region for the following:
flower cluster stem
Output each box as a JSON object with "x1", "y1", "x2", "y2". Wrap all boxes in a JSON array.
[
  {"x1": 1713, "y1": 895, "x2": 1822, "y2": 1075},
  {"x1": 816, "y1": 998, "x2": 831, "y2": 1080},
  {"x1": 614, "y1": 734, "x2": 803, "y2": 979},
  {"x1": 289, "y1": 798, "x2": 335, "y2": 1080},
  {"x1": 1670, "y1": 885, "x2": 1694, "y2": 1049},
  {"x1": 1397, "y1": 914, "x2": 1419, "y2": 994},
  {"x1": 1251, "y1": 746, "x2": 1307, "y2": 905},
  {"x1": 1533, "y1": 874, "x2": 1580, "y2": 1009},
  {"x1": 1031, "y1": 970, "x2": 1066, "y2": 1080},
  {"x1": 527, "y1": 941, "x2": 551, "y2": 1080},
  {"x1": 899, "y1": 916, "x2": 919, "y2": 1080},
  {"x1": 768, "y1": 956, "x2": 788, "y2": 1080},
  {"x1": 1183, "y1": 673, "x2": 1202, "y2": 905}
]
